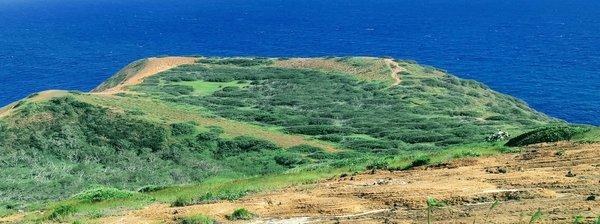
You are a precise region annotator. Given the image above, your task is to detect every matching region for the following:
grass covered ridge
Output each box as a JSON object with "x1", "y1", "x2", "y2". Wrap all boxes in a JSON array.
[
  {"x1": 92, "y1": 58, "x2": 148, "y2": 92},
  {"x1": 0, "y1": 56, "x2": 597, "y2": 223}
]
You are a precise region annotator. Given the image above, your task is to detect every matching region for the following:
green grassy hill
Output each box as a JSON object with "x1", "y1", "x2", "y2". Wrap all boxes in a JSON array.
[{"x1": 0, "y1": 56, "x2": 595, "y2": 222}]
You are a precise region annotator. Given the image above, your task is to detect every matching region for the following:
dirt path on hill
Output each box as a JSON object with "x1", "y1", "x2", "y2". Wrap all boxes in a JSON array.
[
  {"x1": 98, "y1": 142, "x2": 600, "y2": 224},
  {"x1": 101, "y1": 57, "x2": 197, "y2": 94},
  {"x1": 0, "y1": 104, "x2": 15, "y2": 118},
  {"x1": 385, "y1": 59, "x2": 404, "y2": 86}
]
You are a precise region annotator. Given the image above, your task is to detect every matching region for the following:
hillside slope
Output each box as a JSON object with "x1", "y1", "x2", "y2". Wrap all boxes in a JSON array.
[{"x1": 2, "y1": 56, "x2": 596, "y2": 223}]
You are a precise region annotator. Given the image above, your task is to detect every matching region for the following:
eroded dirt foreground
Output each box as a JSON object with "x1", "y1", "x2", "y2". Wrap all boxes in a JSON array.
[{"x1": 104, "y1": 142, "x2": 599, "y2": 223}]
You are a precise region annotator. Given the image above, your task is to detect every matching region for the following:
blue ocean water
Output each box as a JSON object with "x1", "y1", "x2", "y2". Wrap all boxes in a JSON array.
[{"x1": 0, "y1": 0, "x2": 598, "y2": 125}]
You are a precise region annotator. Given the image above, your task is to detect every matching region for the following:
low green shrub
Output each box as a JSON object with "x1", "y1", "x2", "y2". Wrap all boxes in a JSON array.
[
  {"x1": 406, "y1": 156, "x2": 431, "y2": 169},
  {"x1": 505, "y1": 125, "x2": 589, "y2": 147},
  {"x1": 572, "y1": 215, "x2": 584, "y2": 224},
  {"x1": 452, "y1": 150, "x2": 481, "y2": 158},
  {"x1": 178, "y1": 214, "x2": 215, "y2": 224},
  {"x1": 226, "y1": 208, "x2": 254, "y2": 220},
  {"x1": 316, "y1": 134, "x2": 344, "y2": 142},
  {"x1": 285, "y1": 125, "x2": 353, "y2": 135},
  {"x1": 161, "y1": 85, "x2": 194, "y2": 96},
  {"x1": 72, "y1": 187, "x2": 136, "y2": 203},
  {"x1": 0, "y1": 203, "x2": 16, "y2": 218},
  {"x1": 0, "y1": 201, "x2": 17, "y2": 211},
  {"x1": 171, "y1": 196, "x2": 195, "y2": 207},
  {"x1": 171, "y1": 191, "x2": 248, "y2": 207},
  {"x1": 137, "y1": 185, "x2": 167, "y2": 193},
  {"x1": 196, "y1": 129, "x2": 221, "y2": 142},
  {"x1": 366, "y1": 159, "x2": 389, "y2": 170},
  {"x1": 197, "y1": 190, "x2": 248, "y2": 202},
  {"x1": 274, "y1": 154, "x2": 306, "y2": 168},
  {"x1": 48, "y1": 204, "x2": 77, "y2": 221},
  {"x1": 215, "y1": 136, "x2": 279, "y2": 158},
  {"x1": 288, "y1": 144, "x2": 330, "y2": 159},
  {"x1": 287, "y1": 144, "x2": 322, "y2": 153},
  {"x1": 342, "y1": 138, "x2": 397, "y2": 152},
  {"x1": 170, "y1": 122, "x2": 197, "y2": 136}
]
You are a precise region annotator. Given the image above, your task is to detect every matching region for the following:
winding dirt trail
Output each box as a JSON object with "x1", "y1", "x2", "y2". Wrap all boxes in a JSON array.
[
  {"x1": 100, "y1": 56, "x2": 197, "y2": 94},
  {"x1": 97, "y1": 142, "x2": 600, "y2": 224},
  {"x1": 384, "y1": 59, "x2": 404, "y2": 86}
]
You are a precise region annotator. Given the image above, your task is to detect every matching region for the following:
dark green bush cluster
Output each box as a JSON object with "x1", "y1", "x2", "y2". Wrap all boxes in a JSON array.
[
  {"x1": 134, "y1": 63, "x2": 550, "y2": 152},
  {"x1": 285, "y1": 125, "x2": 353, "y2": 135},
  {"x1": 366, "y1": 159, "x2": 389, "y2": 170},
  {"x1": 178, "y1": 214, "x2": 215, "y2": 224},
  {"x1": 274, "y1": 154, "x2": 306, "y2": 168},
  {"x1": 162, "y1": 85, "x2": 194, "y2": 96},
  {"x1": 48, "y1": 205, "x2": 77, "y2": 221},
  {"x1": 215, "y1": 136, "x2": 279, "y2": 158},
  {"x1": 137, "y1": 185, "x2": 167, "y2": 193},
  {"x1": 197, "y1": 191, "x2": 248, "y2": 202},
  {"x1": 170, "y1": 122, "x2": 197, "y2": 136},
  {"x1": 0, "y1": 97, "x2": 323, "y2": 203},
  {"x1": 505, "y1": 125, "x2": 589, "y2": 147},
  {"x1": 288, "y1": 144, "x2": 331, "y2": 159},
  {"x1": 171, "y1": 190, "x2": 250, "y2": 207},
  {"x1": 226, "y1": 208, "x2": 254, "y2": 220},
  {"x1": 406, "y1": 155, "x2": 431, "y2": 169},
  {"x1": 172, "y1": 196, "x2": 195, "y2": 207},
  {"x1": 72, "y1": 187, "x2": 136, "y2": 203}
]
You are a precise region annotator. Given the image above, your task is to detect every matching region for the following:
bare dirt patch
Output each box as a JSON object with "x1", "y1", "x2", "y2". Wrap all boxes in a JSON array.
[
  {"x1": 100, "y1": 56, "x2": 197, "y2": 94},
  {"x1": 0, "y1": 103, "x2": 17, "y2": 118},
  {"x1": 98, "y1": 142, "x2": 600, "y2": 223},
  {"x1": 0, "y1": 213, "x2": 25, "y2": 223}
]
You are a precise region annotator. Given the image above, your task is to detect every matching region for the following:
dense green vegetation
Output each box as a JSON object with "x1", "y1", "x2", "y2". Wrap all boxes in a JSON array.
[
  {"x1": 0, "y1": 56, "x2": 596, "y2": 222},
  {"x1": 0, "y1": 97, "x2": 329, "y2": 205},
  {"x1": 177, "y1": 214, "x2": 215, "y2": 224},
  {"x1": 226, "y1": 208, "x2": 254, "y2": 221},
  {"x1": 133, "y1": 58, "x2": 553, "y2": 152},
  {"x1": 505, "y1": 125, "x2": 591, "y2": 146}
]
